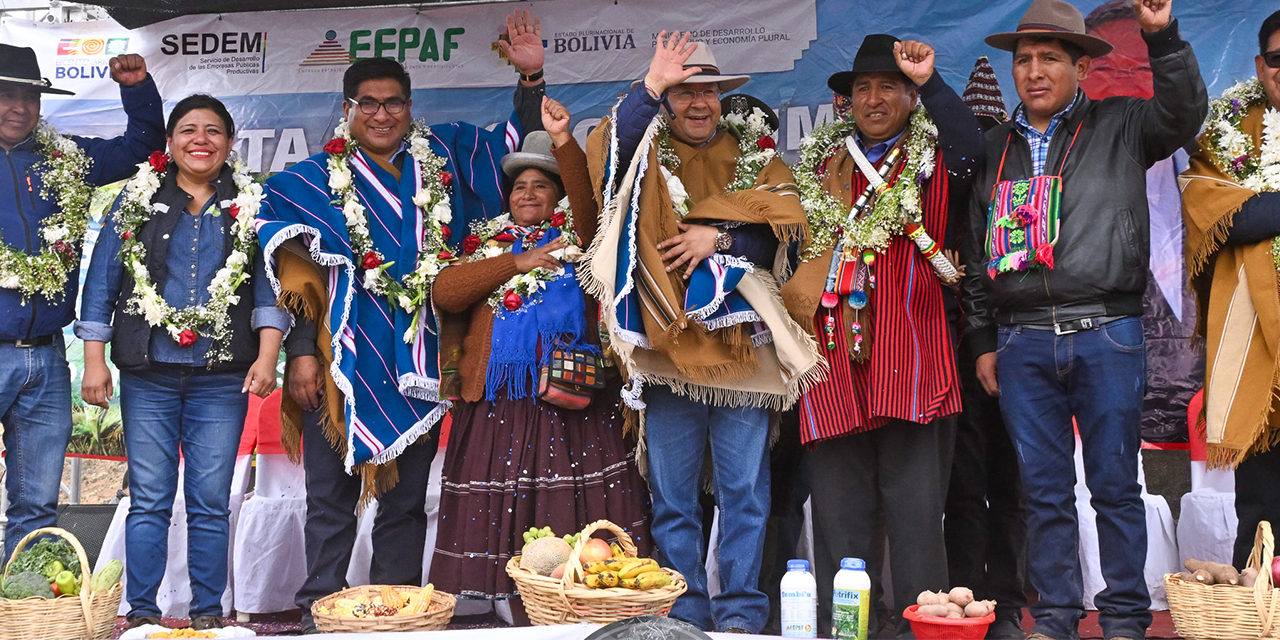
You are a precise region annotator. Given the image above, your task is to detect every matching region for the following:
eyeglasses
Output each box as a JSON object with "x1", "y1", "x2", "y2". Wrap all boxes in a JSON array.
[
  {"x1": 668, "y1": 87, "x2": 720, "y2": 103},
  {"x1": 348, "y1": 97, "x2": 408, "y2": 115},
  {"x1": 1265, "y1": 50, "x2": 1280, "y2": 69}
]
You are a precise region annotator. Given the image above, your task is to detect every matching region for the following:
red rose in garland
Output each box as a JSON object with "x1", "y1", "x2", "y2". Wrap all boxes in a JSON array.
[
  {"x1": 149, "y1": 151, "x2": 169, "y2": 173},
  {"x1": 229, "y1": 204, "x2": 241, "y2": 219},
  {"x1": 438, "y1": 171, "x2": 454, "y2": 188},
  {"x1": 178, "y1": 330, "x2": 198, "y2": 347},
  {"x1": 440, "y1": 225, "x2": 451, "y2": 241},
  {"x1": 756, "y1": 135, "x2": 776, "y2": 151},
  {"x1": 502, "y1": 289, "x2": 523, "y2": 311},
  {"x1": 462, "y1": 234, "x2": 482, "y2": 255},
  {"x1": 550, "y1": 212, "x2": 567, "y2": 228},
  {"x1": 122, "y1": 230, "x2": 132, "y2": 240},
  {"x1": 323, "y1": 138, "x2": 346, "y2": 155},
  {"x1": 361, "y1": 251, "x2": 381, "y2": 270},
  {"x1": 437, "y1": 250, "x2": 454, "y2": 261}
]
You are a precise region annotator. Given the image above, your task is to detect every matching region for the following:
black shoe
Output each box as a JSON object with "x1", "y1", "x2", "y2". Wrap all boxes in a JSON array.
[
  {"x1": 190, "y1": 615, "x2": 225, "y2": 630},
  {"x1": 986, "y1": 617, "x2": 1026, "y2": 640},
  {"x1": 300, "y1": 612, "x2": 319, "y2": 635},
  {"x1": 126, "y1": 615, "x2": 162, "y2": 630}
]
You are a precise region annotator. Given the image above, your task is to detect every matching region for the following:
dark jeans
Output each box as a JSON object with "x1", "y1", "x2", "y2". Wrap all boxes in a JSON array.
[
  {"x1": 996, "y1": 318, "x2": 1151, "y2": 640},
  {"x1": 809, "y1": 416, "x2": 955, "y2": 639},
  {"x1": 1233, "y1": 445, "x2": 1280, "y2": 568},
  {"x1": 945, "y1": 339, "x2": 1028, "y2": 625},
  {"x1": 294, "y1": 409, "x2": 439, "y2": 619},
  {"x1": 0, "y1": 336, "x2": 72, "y2": 561}
]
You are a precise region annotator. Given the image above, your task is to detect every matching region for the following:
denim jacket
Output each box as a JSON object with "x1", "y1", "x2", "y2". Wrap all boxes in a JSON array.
[{"x1": 76, "y1": 163, "x2": 290, "y2": 369}]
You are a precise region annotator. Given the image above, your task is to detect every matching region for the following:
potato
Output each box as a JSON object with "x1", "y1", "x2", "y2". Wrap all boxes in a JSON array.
[
  {"x1": 1192, "y1": 568, "x2": 1215, "y2": 585},
  {"x1": 1185, "y1": 559, "x2": 1240, "y2": 585},
  {"x1": 931, "y1": 592, "x2": 951, "y2": 606},
  {"x1": 965, "y1": 600, "x2": 994, "y2": 618},
  {"x1": 948, "y1": 586, "x2": 974, "y2": 606},
  {"x1": 917, "y1": 604, "x2": 950, "y2": 618},
  {"x1": 945, "y1": 602, "x2": 964, "y2": 617},
  {"x1": 917, "y1": 590, "x2": 936, "y2": 606},
  {"x1": 1243, "y1": 566, "x2": 1260, "y2": 588}
]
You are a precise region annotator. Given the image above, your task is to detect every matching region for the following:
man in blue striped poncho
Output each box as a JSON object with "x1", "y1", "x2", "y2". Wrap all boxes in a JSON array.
[{"x1": 255, "y1": 11, "x2": 547, "y2": 631}]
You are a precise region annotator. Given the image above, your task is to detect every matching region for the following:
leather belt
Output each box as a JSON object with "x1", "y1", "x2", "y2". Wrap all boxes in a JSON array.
[
  {"x1": 1016, "y1": 315, "x2": 1130, "y2": 335},
  {"x1": 2, "y1": 335, "x2": 55, "y2": 348}
]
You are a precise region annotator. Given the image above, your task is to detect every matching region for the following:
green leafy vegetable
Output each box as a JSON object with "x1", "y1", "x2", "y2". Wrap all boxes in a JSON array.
[{"x1": 7, "y1": 539, "x2": 81, "y2": 580}]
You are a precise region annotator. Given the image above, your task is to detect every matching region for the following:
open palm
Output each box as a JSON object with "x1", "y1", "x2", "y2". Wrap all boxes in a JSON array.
[{"x1": 500, "y1": 9, "x2": 544, "y2": 76}]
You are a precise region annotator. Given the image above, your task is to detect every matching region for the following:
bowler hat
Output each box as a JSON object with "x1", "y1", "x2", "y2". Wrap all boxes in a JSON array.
[
  {"x1": 632, "y1": 42, "x2": 749, "y2": 93},
  {"x1": 501, "y1": 131, "x2": 560, "y2": 178},
  {"x1": 827, "y1": 34, "x2": 905, "y2": 97},
  {"x1": 985, "y1": 0, "x2": 1113, "y2": 58},
  {"x1": 0, "y1": 44, "x2": 74, "y2": 95}
]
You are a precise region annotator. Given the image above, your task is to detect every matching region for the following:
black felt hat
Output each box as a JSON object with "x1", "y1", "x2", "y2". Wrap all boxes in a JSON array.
[
  {"x1": 827, "y1": 34, "x2": 903, "y2": 97},
  {"x1": 0, "y1": 44, "x2": 74, "y2": 95}
]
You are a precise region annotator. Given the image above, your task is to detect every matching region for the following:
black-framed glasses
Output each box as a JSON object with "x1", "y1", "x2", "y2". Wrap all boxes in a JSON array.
[
  {"x1": 1265, "y1": 50, "x2": 1280, "y2": 69},
  {"x1": 348, "y1": 97, "x2": 408, "y2": 115}
]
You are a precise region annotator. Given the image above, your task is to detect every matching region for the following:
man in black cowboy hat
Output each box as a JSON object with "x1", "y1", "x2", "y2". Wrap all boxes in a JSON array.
[
  {"x1": 0, "y1": 44, "x2": 163, "y2": 559},
  {"x1": 783, "y1": 33, "x2": 984, "y2": 638},
  {"x1": 958, "y1": 1, "x2": 1206, "y2": 639}
]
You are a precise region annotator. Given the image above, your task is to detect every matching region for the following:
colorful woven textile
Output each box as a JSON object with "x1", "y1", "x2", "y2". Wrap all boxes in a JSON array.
[{"x1": 984, "y1": 175, "x2": 1061, "y2": 278}]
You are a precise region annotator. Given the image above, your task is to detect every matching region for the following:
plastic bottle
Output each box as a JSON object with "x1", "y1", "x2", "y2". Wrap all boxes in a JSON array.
[
  {"x1": 780, "y1": 559, "x2": 817, "y2": 638},
  {"x1": 832, "y1": 557, "x2": 871, "y2": 640}
]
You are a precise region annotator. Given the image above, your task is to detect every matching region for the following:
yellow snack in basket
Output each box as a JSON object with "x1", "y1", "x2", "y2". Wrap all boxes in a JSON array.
[
  {"x1": 148, "y1": 630, "x2": 217, "y2": 639},
  {"x1": 618, "y1": 559, "x2": 660, "y2": 579},
  {"x1": 380, "y1": 586, "x2": 403, "y2": 610}
]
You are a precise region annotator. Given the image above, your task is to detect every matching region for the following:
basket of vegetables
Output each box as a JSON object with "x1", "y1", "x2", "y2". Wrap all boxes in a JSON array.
[
  {"x1": 1164, "y1": 520, "x2": 1280, "y2": 640},
  {"x1": 0, "y1": 526, "x2": 124, "y2": 640},
  {"x1": 505, "y1": 519, "x2": 686, "y2": 625},
  {"x1": 310, "y1": 583, "x2": 455, "y2": 633}
]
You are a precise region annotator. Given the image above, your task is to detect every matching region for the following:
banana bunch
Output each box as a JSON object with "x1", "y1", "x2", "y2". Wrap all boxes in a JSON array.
[{"x1": 581, "y1": 557, "x2": 673, "y2": 590}]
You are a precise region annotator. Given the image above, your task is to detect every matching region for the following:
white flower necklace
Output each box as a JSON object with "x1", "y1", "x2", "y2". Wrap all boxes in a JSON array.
[
  {"x1": 115, "y1": 152, "x2": 265, "y2": 361},
  {"x1": 794, "y1": 106, "x2": 937, "y2": 261},
  {"x1": 656, "y1": 106, "x2": 779, "y2": 216},
  {"x1": 0, "y1": 120, "x2": 94, "y2": 299},
  {"x1": 459, "y1": 199, "x2": 579, "y2": 312},
  {"x1": 324, "y1": 119, "x2": 455, "y2": 342},
  {"x1": 1204, "y1": 79, "x2": 1280, "y2": 268}
]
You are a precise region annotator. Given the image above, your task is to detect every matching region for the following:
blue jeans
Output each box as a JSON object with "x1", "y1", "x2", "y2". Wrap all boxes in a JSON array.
[
  {"x1": 644, "y1": 385, "x2": 771, "y2": 633},
  {"x1": 996, "y1": 318, "x2": 1151, "y2": 640},
  {"x1": 0, "y1": 335, "x2": 72, "y2": 560},
  {"x1": 120, "y1": 367, "x2": 247, "y2": 618}
]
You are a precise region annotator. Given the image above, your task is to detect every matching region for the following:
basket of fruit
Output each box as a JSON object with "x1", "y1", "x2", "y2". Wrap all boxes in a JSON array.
[
  {"x1": 1164, "y1": 520, "x2": 1280, "y2": 640},
  {"x1": 0, "y1": 527, "x2": 124, "y2": 640},
  {"x1": 902, "y1": 588, "x2": 996, "y2": 640},
  {"x1": 310, "y1": 583, "x2": 454, "y2": 633},
  {"x1": 505, "y1": 519, "x2": 687, "y2": 625}
]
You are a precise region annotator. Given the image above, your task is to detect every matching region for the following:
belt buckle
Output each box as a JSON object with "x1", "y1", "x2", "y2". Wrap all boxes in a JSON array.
[
  {"x1": 12, "y1": 338, "x2": 35, "y2": 348},
  {"x1": 1053, "y1": 317, "x2": 1094, "y2": 335}
]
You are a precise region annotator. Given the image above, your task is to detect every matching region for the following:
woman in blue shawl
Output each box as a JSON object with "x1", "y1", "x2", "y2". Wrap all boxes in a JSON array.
[{"x1": 428, "y1": 99, "x2": 650, "y2": 607}]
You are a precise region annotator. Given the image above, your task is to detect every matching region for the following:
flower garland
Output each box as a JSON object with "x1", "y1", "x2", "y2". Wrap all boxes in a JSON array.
[
  {"x1": 115, "y1": 151, "x2": 265, "y2": 361},
  {"x1": 0, "y1": 120, "x2": 94, "y2": 299},
  {"x1": 795, "y1": 106, "x2": 937, "y2": 261},
  {"x1": 323, "y1": 119, "x2": 456, "y2": 342},
  {"x1": 656, "y1": 106, "x2": 779, "y2": 216},
  {"x1": 1203, "y1": 79, "x2": 1280, "y2": 268},
  {"x1": 459, "y1": 198, "x2": 579, "y2": 312}
]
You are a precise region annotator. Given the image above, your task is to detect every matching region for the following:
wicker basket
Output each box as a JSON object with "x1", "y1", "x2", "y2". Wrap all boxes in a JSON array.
[
  {"x1": 1165, "y1": 520, "x2": 1280, "y2": 639},
  {"x1": 506, "y1": 519, "x2": 687, "y2": 625},
  {"x1": 311, "y1": 584, "x2": 455, "y2": 633},
  {"x1": 0, "y1": 527, "x2": 123, "y2": 640}
]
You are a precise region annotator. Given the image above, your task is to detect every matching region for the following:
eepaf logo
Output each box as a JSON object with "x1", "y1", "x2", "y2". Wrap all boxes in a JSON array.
[
  {"x1": 348, "y1": 26, "x2": 465, "y2": 62},
  {"x1": 56, "y1": 38, "x2": 129, "y2": 56}
]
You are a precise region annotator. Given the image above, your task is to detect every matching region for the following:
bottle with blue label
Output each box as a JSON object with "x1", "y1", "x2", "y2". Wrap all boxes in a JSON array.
[
  {"x1": 832, "y1": 557, "x2": 871, "y2": 640},
  {"x1": 780, "y1": 559, "x2": 817, "y2": 638}
]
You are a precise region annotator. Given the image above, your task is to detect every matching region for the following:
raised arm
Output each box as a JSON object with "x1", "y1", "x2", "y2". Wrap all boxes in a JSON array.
[
  {"x1": 501, "y1": 8, "x2": 548, "y2": 137},
  {"x1": 75, "y1": 54, "x2": 165, "y2": 186},
  {"x1": 1124, "y1": 3, "x2": 1208, "y2": 166},
  {"x1": 894, "y1": 40, "x2": 985, "y2": 183},
  {"x1": 544, "y1": 96, "x2": 601, "y2": 246}
]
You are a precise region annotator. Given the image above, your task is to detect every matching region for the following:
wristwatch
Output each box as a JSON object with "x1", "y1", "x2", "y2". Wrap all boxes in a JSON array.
[{"x1": 714, "y1": 231, "x2": 733, "y2": 252}]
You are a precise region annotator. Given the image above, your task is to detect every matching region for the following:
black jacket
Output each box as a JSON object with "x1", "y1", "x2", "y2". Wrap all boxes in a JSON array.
[{"x1": 959, "y1": 20, "x2": 1207, "y2": 355}]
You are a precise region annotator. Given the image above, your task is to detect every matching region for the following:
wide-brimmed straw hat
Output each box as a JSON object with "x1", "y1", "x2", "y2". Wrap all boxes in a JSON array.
[
  {"x1": 985, "y1": 0, "x2": 1113, "y2": 58},
  {"x1": 501, "y1": 131, "x2": 559, "y2": 178},
  {"x1": 631, "y1": 42, "x2": 750, "y2": 93},
  {"x1": 0, "y1": 44, "x2": 74, "y2": 95},
  {"x1": 827, "y1": 34, "x2": 904, "y2": 96}
]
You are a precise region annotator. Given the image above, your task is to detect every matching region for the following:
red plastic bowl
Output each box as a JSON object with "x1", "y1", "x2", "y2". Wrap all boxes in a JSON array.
[{"x1": 902, "y1": 604, "x2": 995, "y2": 640}]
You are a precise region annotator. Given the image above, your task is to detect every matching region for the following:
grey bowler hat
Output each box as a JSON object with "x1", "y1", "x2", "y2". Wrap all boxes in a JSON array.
[{"x1": 501, "y1": 131, "x2": 560, "y2": 178}]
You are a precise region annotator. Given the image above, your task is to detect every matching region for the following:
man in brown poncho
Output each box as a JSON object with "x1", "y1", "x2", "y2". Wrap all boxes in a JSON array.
[
  {"x1": 1182, "y1": 8, "x2": 1280, "y2": 568},
  {"x1": 582, "y1": 33, "x2": 822, "y2": 634}
]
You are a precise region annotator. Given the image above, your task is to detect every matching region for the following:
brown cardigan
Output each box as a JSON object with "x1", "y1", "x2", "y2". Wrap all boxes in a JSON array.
[{"x1": 432, "y1": 138, "x2": 601, "y2": 403}]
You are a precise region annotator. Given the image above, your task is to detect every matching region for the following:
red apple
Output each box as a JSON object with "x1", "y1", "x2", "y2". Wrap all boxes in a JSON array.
[
  {"x1": 1271, "y1": 556, "x2": 1280, "y2": 586},
  {"x1": 579, "y1": 538, "x2": 612, "y2": 564}
]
